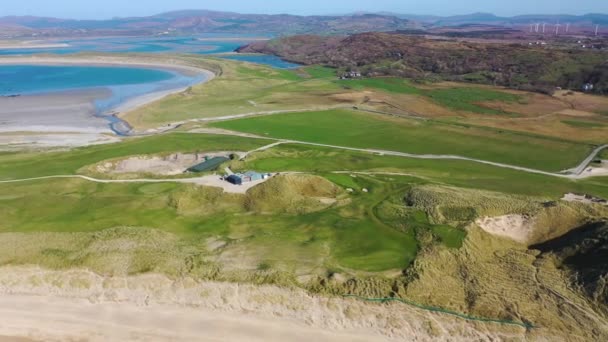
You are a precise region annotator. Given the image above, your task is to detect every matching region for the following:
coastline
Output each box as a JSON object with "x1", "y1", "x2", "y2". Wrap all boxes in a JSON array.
[{"x1": 0, "y1": 56, "x2": 215, "y2": 138}]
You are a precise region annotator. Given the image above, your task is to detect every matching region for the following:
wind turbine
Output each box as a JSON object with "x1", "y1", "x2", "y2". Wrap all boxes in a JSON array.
[
  {"x1": 596, "y1": 24, "x2": 600, "y2": 36},
  {"x1": 555, "y1": 23, "x2": 561, "y2": 35},
  {"x1": 565, "y1": 23, "x2": 570, "y2": 34},
  {"x1": 542, "y1": 23, "x2": 546, "y2": 34}
]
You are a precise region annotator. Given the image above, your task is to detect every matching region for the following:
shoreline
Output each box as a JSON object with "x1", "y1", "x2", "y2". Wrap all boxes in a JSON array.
[{"x1": 0, "y1": 56, "x2": 215, "y2": 137}]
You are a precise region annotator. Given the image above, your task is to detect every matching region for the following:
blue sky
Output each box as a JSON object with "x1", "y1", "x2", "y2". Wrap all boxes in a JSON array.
[{"x1": 1, "y1": 0, "x2": 607, "y2": 19}]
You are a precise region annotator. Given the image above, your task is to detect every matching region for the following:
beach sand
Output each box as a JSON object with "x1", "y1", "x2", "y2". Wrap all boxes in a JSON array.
[
  {"x1": 0, "y1": 56, "x2": 215, "y2": 147},
  {"x1": 0, "y1": 266, "x2": 528, "y2": 342},
  {"x1": 0, "y1": 89, "x2": 112, "y2": 133}
]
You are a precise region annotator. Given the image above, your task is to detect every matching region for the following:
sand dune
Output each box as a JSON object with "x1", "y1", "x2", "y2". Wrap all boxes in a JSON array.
[{"x1": 0, "y1": 266, "x2": 528, "y2": 341}]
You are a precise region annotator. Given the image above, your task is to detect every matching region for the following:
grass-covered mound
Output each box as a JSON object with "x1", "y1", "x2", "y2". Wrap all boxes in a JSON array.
[
  {"x1": 245, "y1": 174, "x2": 343, "y2": 214},
  {"x1": 406, "y1": 184, "x2": 608, "y2": 244}
]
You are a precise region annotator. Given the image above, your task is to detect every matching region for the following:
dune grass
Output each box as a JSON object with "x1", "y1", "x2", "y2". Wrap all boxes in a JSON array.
[{"x1": 212, "y1": 109, "x2": 591, "y2": 172}]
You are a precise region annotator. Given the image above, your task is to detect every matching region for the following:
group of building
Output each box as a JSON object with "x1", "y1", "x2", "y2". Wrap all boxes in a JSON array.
[
  {"x1": 184, "y1": 154, "x2": 272, "y2": 186},
  {"x1": 225, "y1": 171, "x2": 272, "y2": 185}
]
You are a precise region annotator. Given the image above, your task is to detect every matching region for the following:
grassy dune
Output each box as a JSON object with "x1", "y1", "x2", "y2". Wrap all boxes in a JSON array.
[
  {"x1": 237, "y1": 143, "x2": 608, "y2": 198},
  {"x1": 213, "y1": 109, "x2": 591, "y2": 171}
]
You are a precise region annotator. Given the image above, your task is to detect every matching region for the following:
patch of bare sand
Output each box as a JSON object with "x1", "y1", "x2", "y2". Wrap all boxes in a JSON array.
[
  {"x1": 0, "y1": 266, "x2": 527, "y2": 342},
  {"x1": 475, "y1": 214, "x2": 535, "y2": 244},
  {"x1": 97, "y1": 152, "x2": 241, "y2": 176},
  {"x1": 562, "y1": 193, "x2": 608, "y2": 206},
  {"x1": 576, "y1": 161, "x2": 608, "y2": 178}
]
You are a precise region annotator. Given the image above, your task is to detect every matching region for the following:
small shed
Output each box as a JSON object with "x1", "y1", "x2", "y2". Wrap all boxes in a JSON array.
[
  {"x1": 187, "y1": 156, "x2": 230, "y2": 173},
  {"x1": 226, "y1": 174, "x2": 243, "y2": 185},
  {"x1": 241, "y1": 171, "x2": 264, "y2": 182}
]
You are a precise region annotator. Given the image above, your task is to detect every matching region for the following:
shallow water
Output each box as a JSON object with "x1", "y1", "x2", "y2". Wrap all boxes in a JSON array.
[
  {"x1": 0, "y1": 35, "x2": 299, "y2": 69},
  {"x1": 0, "y1": 65, "x2": 174, "y2": 96},
  {"x1": 0, "y1": 64, "x2": 206, "y2": 135}
]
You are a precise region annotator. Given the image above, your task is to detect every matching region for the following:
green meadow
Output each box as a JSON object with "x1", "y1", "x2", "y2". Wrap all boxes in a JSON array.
[{"x1": 212, "y1": 109, "x2": 592, "y2": 172}]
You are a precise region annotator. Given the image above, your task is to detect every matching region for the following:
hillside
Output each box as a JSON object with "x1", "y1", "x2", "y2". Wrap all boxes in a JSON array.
[
  {"x1": 238, "y1": 32, "x2": 608, "y2": 94},
  {"x1": 0, "y1": 11, "x2": 413, "y2": 37}
]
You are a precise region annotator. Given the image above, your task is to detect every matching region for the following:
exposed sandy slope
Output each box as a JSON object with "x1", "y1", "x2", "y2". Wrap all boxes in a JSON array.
[
  {"x1": 0, "y1": 266, "x2": 527, "y2": 342},
  {"x1": 96, "y1": 152, "x2": 241, "y2": 176},
  {"x1": 475, "y1": 214, "x2": 535, "y2": 243}
]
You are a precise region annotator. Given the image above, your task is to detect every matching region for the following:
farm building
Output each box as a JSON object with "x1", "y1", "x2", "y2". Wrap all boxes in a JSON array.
[
  {"x1": 226, "y1": 174, "x2": 243, "y2": 185},
  {"x1": 187, "y1": 156, "x2": 230, "y2": 173},
  {"x1": 225, "y1": 171, "x2": 271, "y2": 185}
]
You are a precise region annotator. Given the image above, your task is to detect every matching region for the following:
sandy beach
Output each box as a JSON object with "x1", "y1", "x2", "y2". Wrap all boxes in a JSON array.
[
  {"x1": 0, "y1": 266, "x2": 528, "y2": 341},
  {"x1": 0, "y1": 56, "x2": 215, "y2": 147},
  {"x1": 0, "y1": 41, "x2": 70, "y2": 49}
]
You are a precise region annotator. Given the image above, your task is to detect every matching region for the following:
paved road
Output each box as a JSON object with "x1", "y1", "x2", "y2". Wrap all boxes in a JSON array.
[
  {"x1": 564, "y1": 144, "x2": 608, "y2": 175},
  {"x1": 183, "y1": 128, "x2": 607, "y2": 180}
]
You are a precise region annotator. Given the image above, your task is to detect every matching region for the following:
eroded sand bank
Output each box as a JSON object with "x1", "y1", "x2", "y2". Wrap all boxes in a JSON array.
[{"x1": 0, "y1": 266, "x2": 528, "y2": 342}]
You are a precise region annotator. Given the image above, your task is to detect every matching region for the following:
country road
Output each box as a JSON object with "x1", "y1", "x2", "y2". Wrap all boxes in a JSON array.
[
  {"x1": 1, "y1": 132, "x2": 606, "y2": 186},
  {"x1": 180, "y1": 128, "x2": 608, "y2": 180},
  {"x1": 563, "y1": 144, "x2": 608, "y2": 175}
]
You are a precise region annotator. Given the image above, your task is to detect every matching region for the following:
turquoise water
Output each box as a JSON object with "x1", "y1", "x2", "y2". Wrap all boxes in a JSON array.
[
  {"x1": 0, "y1": 65, "x2": 174, "y2": 96},
  {"x1": 0, "y1": 64, "x2": 206, "y2": 135},
  {"x1": 0, "y1": 35, "x2": 258, "y2": 56}
]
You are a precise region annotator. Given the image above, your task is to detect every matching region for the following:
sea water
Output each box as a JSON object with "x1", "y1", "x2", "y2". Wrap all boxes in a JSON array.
[
  {"x1": 0, "y1": 64, "x2": 206, "y2": 134},
  {"x1": 0, "y1": 35, "x2": 300, "y2": 69},
  {"x1": 0, "y1": 65, "x2": 175, "y2": 96}
]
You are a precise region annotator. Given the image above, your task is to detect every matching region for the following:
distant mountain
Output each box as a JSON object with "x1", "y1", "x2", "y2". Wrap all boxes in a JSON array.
[
  {"x1": 396, "y1": 12, "x2": 608, "y2": 26},
  {"x1": 0, "y1": 10, "x2": 414, "y2": 38}
]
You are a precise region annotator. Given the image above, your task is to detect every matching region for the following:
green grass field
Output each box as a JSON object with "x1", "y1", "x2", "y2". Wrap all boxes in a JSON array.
[
  {"x1": 236, "y1": 143, "x2": 608, "y2": 199},
  {"x1": 212, "y1": 109, "x2": 591, "y2": 172},
  {"x1": 425, "y1": 87, "x2": 520, "y2": 114},
  {"x1": 562, "y1": 120, "x2": 607, "y2": 128},
  {"x1": 0, "y1": 133, "x2": 269, "y2": 180},
  {"x1": 336, "y1": 78, "x2": 421, "y2": 94}
]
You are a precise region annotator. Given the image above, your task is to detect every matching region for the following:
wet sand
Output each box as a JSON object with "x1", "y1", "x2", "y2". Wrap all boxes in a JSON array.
[
  {"x1": 0, "y1": 89, "x2": 112, "y2": 134},
  {"x1": 0, "y1": 56, "x2": 215, "y2": 146}
]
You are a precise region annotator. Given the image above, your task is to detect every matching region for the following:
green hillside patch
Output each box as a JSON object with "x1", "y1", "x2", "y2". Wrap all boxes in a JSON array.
[
  {"x1": 425, "y1": 87, "x2": 521, "y2": 114},
  {"x1": 562, "y1": 120, "x2": 607, "y2": 128},
  {"x1": 337, "y1": 77, "x2": 421, "y2": 94},
  {"x1": 302, "y1": 66, "x2": 336, "y2": 79},
  {"x1": 213, "y1": 109, "x2": 590, "y2": 172}
]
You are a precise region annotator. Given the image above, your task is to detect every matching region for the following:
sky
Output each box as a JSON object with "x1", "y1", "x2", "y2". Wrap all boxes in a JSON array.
[{"x1": 1, "y1": 0, "x2": 607, "y2": 19}]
